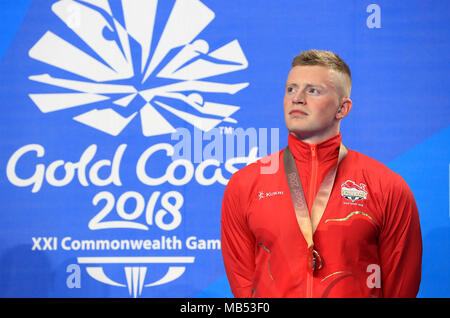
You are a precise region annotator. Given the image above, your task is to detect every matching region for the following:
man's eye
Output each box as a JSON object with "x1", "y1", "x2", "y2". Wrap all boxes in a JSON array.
[
  {"x1": 308, "y1": 88, "x2": 320, "y2": 94},
  {"x1": 287, "y1": 87, "x2": 295, "y2": 93}
]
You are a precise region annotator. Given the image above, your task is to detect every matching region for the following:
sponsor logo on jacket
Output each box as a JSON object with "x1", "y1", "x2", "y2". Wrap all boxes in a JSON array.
[{"x1": 258, "y1": 190, "x2": 284, "y2": 200}]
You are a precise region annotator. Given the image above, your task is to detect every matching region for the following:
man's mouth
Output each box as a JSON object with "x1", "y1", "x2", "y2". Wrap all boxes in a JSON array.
[{"x1": 289, "y1": 109, "x2": 308, "y2": 116}]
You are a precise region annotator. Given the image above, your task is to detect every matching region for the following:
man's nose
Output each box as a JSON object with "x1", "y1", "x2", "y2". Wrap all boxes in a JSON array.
[{"x1": 292, "y1": 90, "x2": 306, "y2": 104}]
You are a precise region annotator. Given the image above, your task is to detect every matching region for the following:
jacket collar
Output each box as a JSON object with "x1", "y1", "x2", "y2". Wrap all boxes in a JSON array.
[{"x1": 287, "y1": 132, "x2": 342, "y2": 163}]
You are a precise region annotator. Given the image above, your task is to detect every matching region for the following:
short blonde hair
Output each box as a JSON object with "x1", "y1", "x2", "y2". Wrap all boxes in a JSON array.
[{"x1": 292, "y1": 49, "x2": 352, "y2": 97}]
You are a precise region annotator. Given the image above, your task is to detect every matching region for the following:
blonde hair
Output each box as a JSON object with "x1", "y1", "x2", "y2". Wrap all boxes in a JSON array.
[{"x1": 292, "y1": 49, "x2": 352, "y2": 97}]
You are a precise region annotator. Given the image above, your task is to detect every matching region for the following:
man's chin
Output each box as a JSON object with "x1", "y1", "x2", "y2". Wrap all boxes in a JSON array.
[
  {"x1": 287, "y1": 127, "x2": 313, "y2": 138},
  {"x1": 287, "y1": 128, "x2": 323, "y2": 142}
]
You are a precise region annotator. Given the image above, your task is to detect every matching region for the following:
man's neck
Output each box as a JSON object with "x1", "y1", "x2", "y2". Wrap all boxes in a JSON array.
[{"x1": 290, "y1": 129, "x2": 341, "y2": 145}]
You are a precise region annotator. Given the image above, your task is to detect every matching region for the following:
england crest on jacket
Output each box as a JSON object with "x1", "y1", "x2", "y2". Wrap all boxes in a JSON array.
[{"x1": 341, "y1": 180, "x2": 368, "y2": 202}]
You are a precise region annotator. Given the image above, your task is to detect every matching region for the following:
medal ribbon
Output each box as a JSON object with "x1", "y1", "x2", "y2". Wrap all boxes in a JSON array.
[{"x1": 283, "y1": 143, "x2": 348, "y2": 271}]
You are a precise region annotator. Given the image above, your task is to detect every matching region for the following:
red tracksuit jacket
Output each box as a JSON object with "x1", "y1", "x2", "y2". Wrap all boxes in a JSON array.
[{"x1": 221, "y1": 133, "x2": 422, "y2": 298}]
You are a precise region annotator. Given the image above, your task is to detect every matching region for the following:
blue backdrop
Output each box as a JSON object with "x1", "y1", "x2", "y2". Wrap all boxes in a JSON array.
[{"x1": 0, "y1": 0, "x2": 448, "y2": 298}]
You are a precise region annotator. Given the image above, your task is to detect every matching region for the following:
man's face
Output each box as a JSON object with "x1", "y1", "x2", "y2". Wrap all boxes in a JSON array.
[{"x1": 283, "y1": 65, "x2": 347, "y2": 142}]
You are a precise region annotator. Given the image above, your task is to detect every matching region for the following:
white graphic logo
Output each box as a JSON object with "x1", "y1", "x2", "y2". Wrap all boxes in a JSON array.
[
  {"x1": 341, "y1": 180, "x2": 368, "y2": 202},
  {"x1": 24, "y1": 0, "x2": 245, "y2": 297},
  {"x1": 28, "y1": 0, "x2": 248, "y2": 136},
  {"x1": 78, "y1": 256, "x2": 194, "y2": 298}
]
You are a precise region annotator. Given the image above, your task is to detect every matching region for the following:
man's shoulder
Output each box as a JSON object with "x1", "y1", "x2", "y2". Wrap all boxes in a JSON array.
[
  {"x1": 348, "y1": 149, "x2": 391, "y2": 171},
  {"x1": 346, "y1": 149, "x2": 407, "y2": 186},
  {"x1": 227, "y1": 150, "x2": 284, "y2": 187}
]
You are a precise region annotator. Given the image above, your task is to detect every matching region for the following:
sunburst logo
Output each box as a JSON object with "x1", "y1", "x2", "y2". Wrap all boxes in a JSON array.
[
  {"x1": 28, "y1": 0, "x2": 248, "y2": 136},
  {"x1": 77, "y1": 256, "x2": 195, "y2": 298}
]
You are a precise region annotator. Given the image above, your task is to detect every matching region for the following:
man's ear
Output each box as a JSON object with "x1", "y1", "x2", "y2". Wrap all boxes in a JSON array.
[{"x1": 336, "y1": 98, "x2": 352, "y2": 119}]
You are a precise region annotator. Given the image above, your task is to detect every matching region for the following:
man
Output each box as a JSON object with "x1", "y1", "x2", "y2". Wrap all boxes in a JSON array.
[{"x1": 221, "y1": 49, "x2": 422, "y2": 298}]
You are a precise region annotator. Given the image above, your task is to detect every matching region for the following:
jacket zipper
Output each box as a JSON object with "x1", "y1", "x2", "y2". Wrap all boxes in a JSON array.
[
  {"x1": 307, "y1": 144, "x2": 318, "y2": 298},
  {"x1": 309, "y1": 144, "x2": 318, "y2": 211}
]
